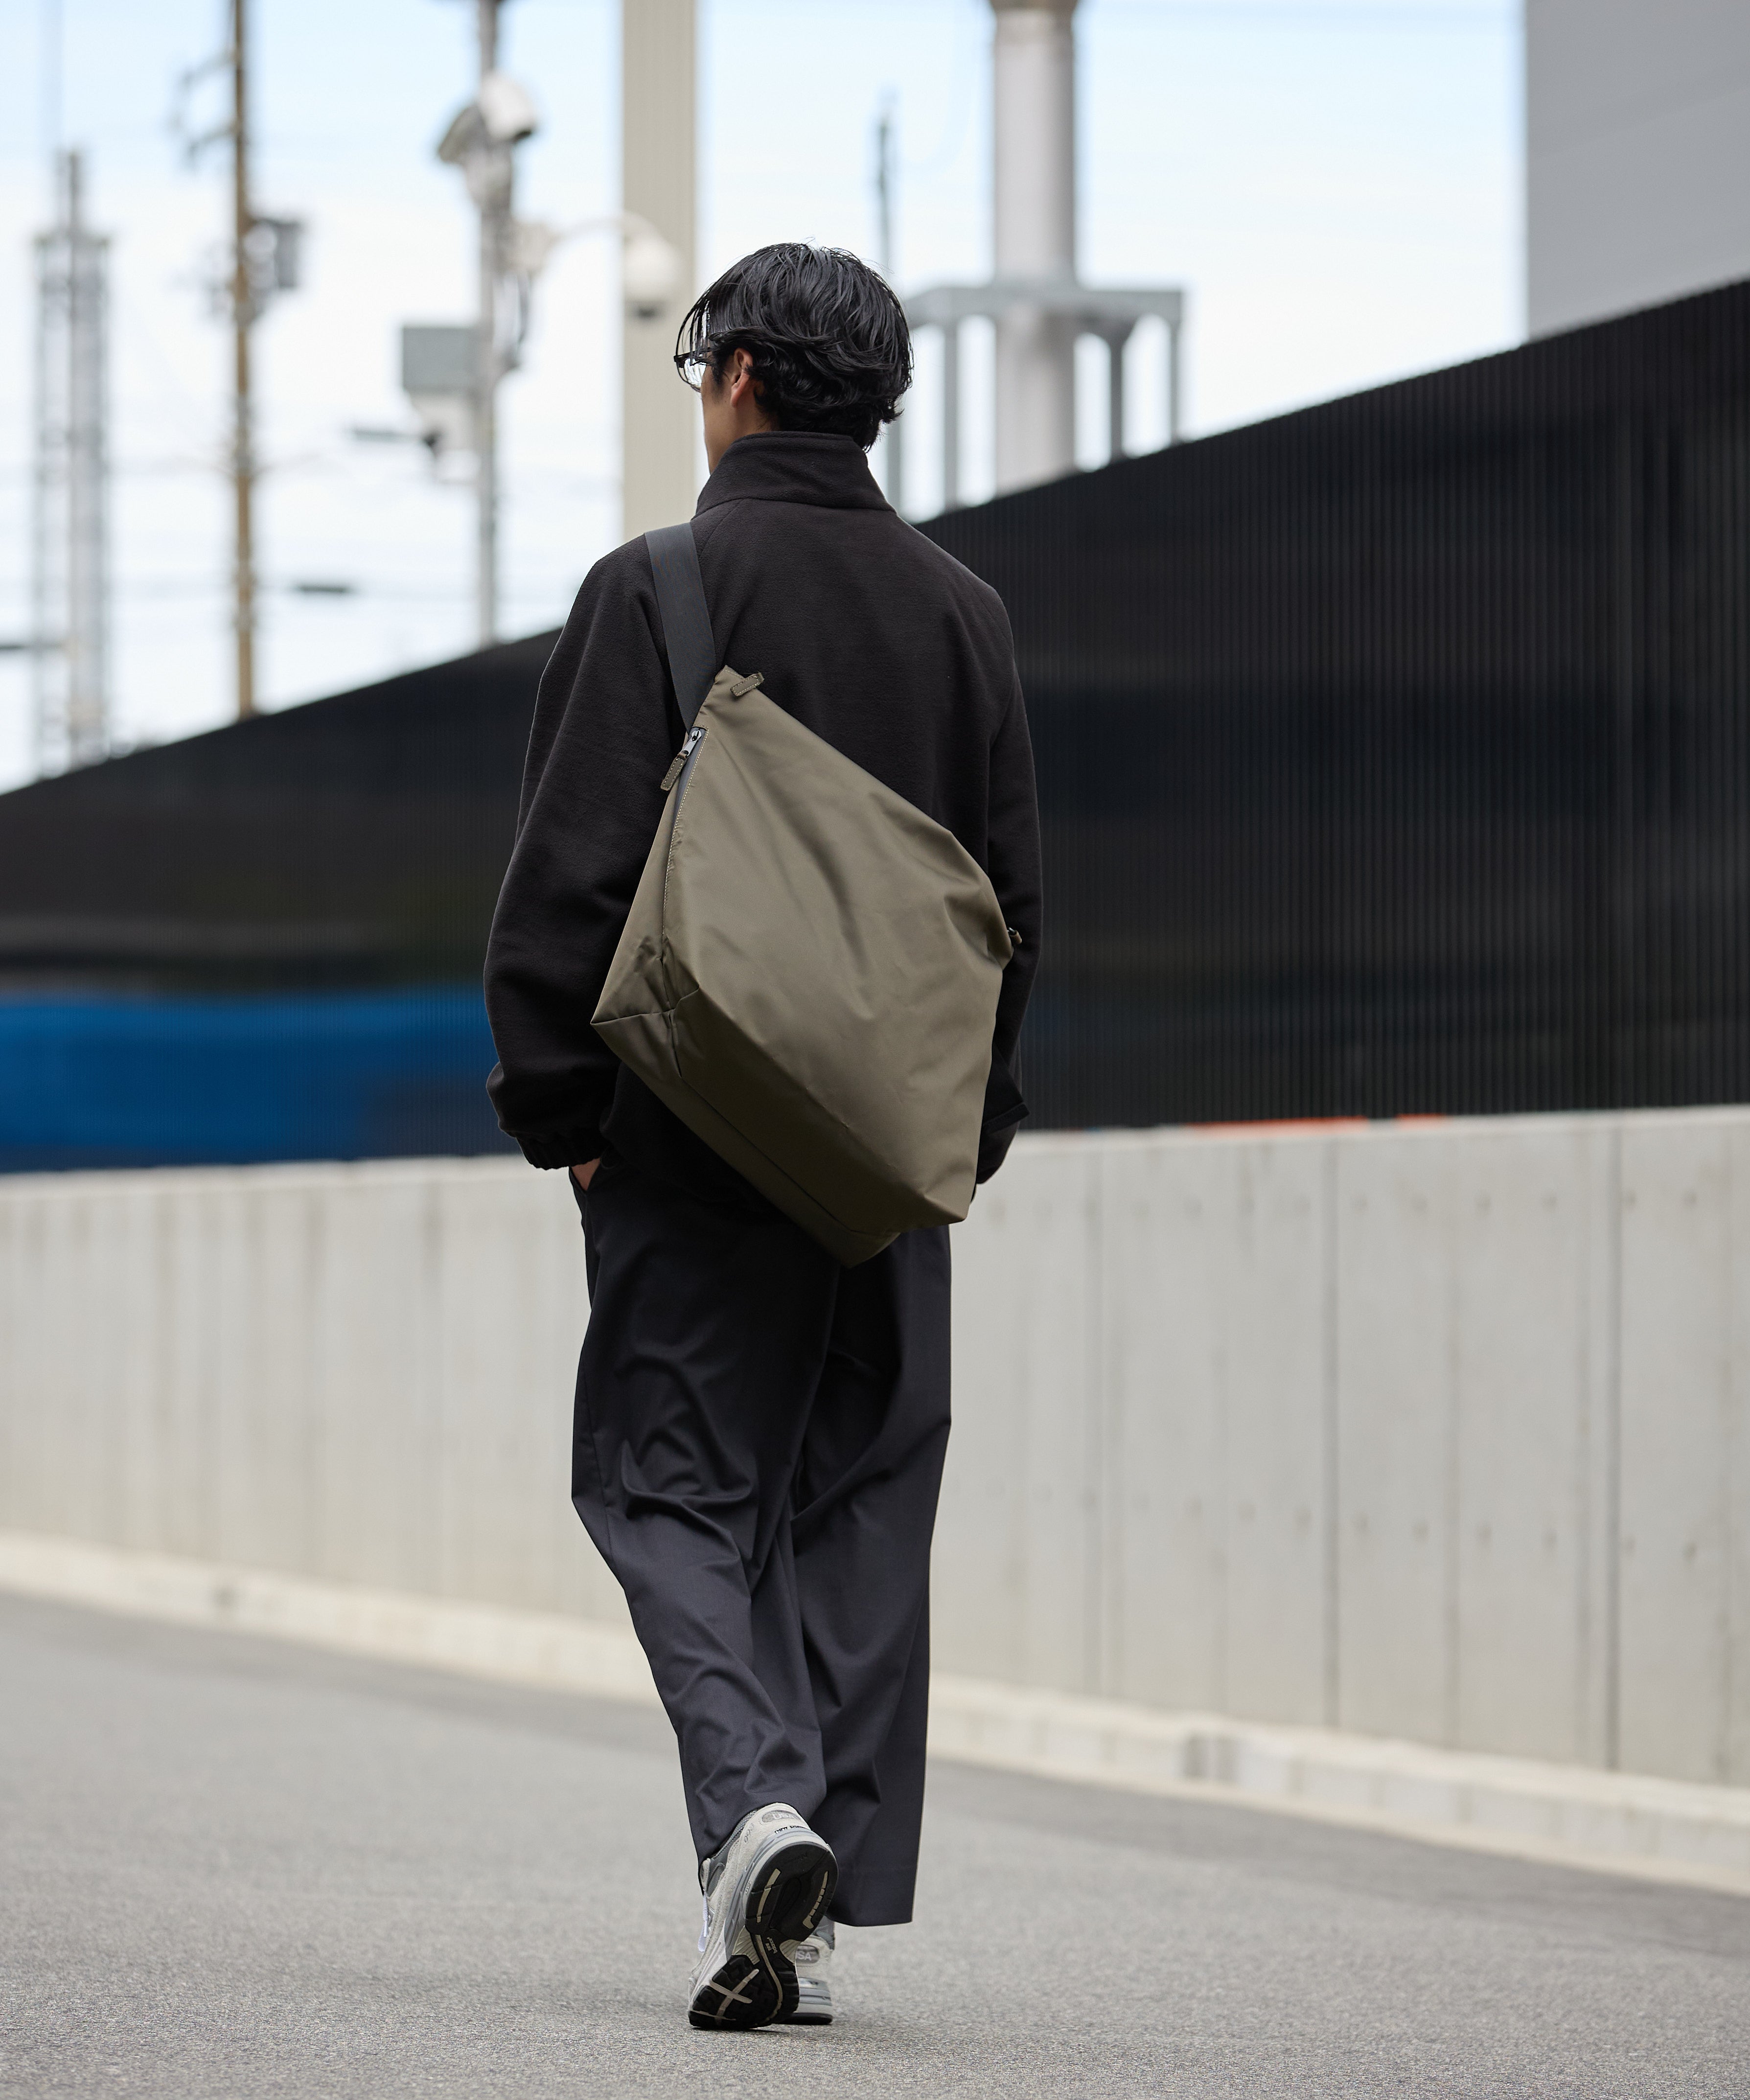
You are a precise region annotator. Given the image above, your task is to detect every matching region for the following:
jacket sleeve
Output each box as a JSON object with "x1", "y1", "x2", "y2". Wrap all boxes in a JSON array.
[
  {"x1": 977, "y1": 667, "x2": 1044, "y2": 1182},
  {"x1": 484, "y1": 543, "x2": 681, "y2": 1167}
]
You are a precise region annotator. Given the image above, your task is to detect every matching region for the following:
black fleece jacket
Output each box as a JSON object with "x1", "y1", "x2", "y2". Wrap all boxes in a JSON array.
[{"x1": 483, "y1": 429, "x2": 1043, "y2": 1188}]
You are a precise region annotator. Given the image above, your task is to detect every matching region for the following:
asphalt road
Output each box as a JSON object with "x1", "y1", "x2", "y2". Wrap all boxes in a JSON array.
[{"x1": 3, "y1": 1592, "x2": 1748, "y2": 2100}]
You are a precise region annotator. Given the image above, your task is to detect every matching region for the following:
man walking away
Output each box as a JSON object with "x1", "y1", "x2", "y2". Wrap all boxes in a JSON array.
[{"x1": 483, "y1": 243, "x2": 1042, "y2": 2030}]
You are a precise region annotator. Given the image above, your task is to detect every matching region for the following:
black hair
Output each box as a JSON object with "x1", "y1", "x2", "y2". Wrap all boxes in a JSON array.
[{"x1": 673, "y1": 243, "x2": 912, "y2": 449}]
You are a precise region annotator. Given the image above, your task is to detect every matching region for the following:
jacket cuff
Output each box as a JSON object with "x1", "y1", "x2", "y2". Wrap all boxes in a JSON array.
[
  {"x1": 975, "y1": 1045, "x2": 1029, "y2": 1182},
  {"x1": 976, "y1": 1115, "x2": 1025, "y2": 1184},
  {"x1": 511, "y1": 1124, "x2": 604, "y2": 1170}
]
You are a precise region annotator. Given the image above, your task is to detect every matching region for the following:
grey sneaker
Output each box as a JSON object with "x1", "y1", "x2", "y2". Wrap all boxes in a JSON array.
[
  {"x1": 688, "y1": 1804, "x2": 837, "y2": 2030},
  {"x1": 778, "y1": 1916, "x2": 833, "y2": 2025}
]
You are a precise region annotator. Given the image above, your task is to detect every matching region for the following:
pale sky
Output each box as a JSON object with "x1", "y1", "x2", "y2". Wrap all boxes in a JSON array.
[{"x1": 0, "y1": 0, "x2": 1520, "y2": 790}]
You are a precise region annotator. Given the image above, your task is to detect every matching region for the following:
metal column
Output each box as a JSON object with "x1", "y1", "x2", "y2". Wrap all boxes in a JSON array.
[
  {"x1": 990, "y1": 0, "x2": 1079, "y2": 494},
  {"x1": 1102, "y1": 325, "x2": 1130, "y2": 463},
  {"x1": 621, "y1": 0, "x2": 698, "y2": 539},
  {"x1": 31, "y1": 149, "x2": 109, "y2": 773},
  {"x1": 1168, "y1": 316, "x2": 1181, "y2": 445},
  {"x1": 942, "y1": 323, "x2": 963, "y2": 511}
]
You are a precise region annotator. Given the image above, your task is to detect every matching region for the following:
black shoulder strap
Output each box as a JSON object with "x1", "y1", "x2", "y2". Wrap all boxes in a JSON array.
[{"x1": 645, "y1": 523, "x2": 717, "y2": 730}]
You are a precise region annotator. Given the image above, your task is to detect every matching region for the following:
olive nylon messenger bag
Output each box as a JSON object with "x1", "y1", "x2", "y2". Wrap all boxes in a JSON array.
[{"x1": 591, "y1": 521, "x2": 1013, "y2": 1267}]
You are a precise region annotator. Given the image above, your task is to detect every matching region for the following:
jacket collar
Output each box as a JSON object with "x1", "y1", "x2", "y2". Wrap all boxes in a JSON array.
[{"x1": 694, "y1": 431, "x2": 891, "y2": 514}]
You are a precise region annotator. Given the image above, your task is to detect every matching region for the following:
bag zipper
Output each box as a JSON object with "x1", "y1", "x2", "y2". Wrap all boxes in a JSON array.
[{"x1": 660, "y1": 725, "x2": 705, "y2": 792}]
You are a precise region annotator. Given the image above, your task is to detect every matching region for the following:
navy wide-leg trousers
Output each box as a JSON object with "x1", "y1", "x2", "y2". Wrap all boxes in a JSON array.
[{"x1": 571, "y1": 1149, "x2": 951, "y2": 1929}]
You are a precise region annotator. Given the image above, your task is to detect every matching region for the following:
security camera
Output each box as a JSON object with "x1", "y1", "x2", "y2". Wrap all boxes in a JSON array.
[{"x1": 479, "y1": 71, "x2": 539, "y2": 145}]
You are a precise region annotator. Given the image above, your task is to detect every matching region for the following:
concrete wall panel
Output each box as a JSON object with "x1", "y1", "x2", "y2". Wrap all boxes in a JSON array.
[
  {"x1": 62, "y1": 1183, "x2": 135, "y2": 1547},
  {"x1": 1102, "y1": 1135, "x2": 1232, "y2": 1711},
  {"x1": 1218, "y1": 1138, "x2": 1331, "y2": 1727},
  {"x1": 0, "y1": 1192, "x2": 19, "y2": 1523},
  {"x1": 154, "y1": 1187, "x2": 227, "y2": 1561},
  {"x1": 1, "y1": 1188, "x2": 53, "y2": 1536},
  {"x1": 431, "y1": 1171, "x2": 602, "y2": 1620},
  {"x1": 1729, "y1": 1121, "x2": 1750, "y2": 1787},
  {"x1": 1098, "y1": 1135, "x2": 1330, "y2": 1724},
  {"x1": 1449, "y1": 1124, "x2": 1605, "y2": 1765},
  {"x1": 108, "y1": 1183, "x2": 161, "y2": 1553},
  {"x1": 1617, "y1": 1118, "x2": 1735, "y2": 1782},
  {"x1": 3, "y1": 1110, "x2": 1748, "y2": 1787},
  {"x1": 1335, "y1": 1135, "x2": 1455, "y2": 1744},
  {"x1": 214, "y1": 1182, "x2": 322, "y2": 1576},
  {"x1": 939, "y1": 1143, "x2": 1096, "y2": 1692}
]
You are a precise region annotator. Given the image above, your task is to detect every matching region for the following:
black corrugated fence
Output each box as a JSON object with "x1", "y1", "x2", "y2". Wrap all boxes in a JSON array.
[
  {"x1": 0, "y1": 637, "x2": 550, "y2": 1166},
  {"x1": 924, "y1": 278, "x2": 1750, "y2": 1127},
  {"x1": 2, "y1": 281, "x2": 1748, "y2": 1164}
]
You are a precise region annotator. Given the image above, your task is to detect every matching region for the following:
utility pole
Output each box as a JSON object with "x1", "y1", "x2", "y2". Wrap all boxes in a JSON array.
[
  {"x1": 32, "y1": 147, "x2": 111, "y2": 772},
  {"x1": 875, "y1": 101, "x2": 896, "y2": 279},
  {"x1": 173, "y1": 0, "x2": 300, "y2": 720},
  {"x1": 475, "y1": 0, "x2": 502, "y2": 646},
  {"x1": 431, "y1": 3, "x2": 534, "y2": 648},
  {"x1": 873, "y1": 98, "x2": 902, "y2": 516},
  {"x1": 230, "y1": 0, "x2": 256, "y2": 718}
]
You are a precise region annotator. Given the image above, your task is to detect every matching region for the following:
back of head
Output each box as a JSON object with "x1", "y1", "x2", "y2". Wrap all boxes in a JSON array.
[{"x1": 674, "y1": 244, "x2": 912, "y2": 451}]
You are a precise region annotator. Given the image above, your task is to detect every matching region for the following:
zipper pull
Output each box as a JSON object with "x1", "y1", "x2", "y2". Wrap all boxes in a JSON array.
[{"x1": 660, "y1": 725, "x2": 705, "y2": 791}]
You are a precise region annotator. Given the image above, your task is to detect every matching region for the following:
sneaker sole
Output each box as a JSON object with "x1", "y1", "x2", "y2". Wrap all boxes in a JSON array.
[
  {"x1": 689, "y1": 1838, "x2": 837, "y2": 2032},
  {"x1": 687, "y1": 1947, "x2": 784, "y2": 2031}
]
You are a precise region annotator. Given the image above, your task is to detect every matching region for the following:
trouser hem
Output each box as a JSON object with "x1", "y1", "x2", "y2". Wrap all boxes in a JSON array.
[{"x1": 829, "y1": 1865, "x2": 918, "y2": 1929}]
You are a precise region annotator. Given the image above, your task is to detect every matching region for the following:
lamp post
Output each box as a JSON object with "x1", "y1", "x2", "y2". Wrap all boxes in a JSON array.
[
  {"x1": 474, "y1": 0, "x2": 503, "y2": 648},
  {"x1": 435, "y1": 0, "x2": 537, "y2": 646},
  {"x1": 230, "y1": 0, "x2": 256, "y2": 714}
]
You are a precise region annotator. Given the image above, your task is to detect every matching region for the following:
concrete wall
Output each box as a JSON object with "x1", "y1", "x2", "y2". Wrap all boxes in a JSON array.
[
  {"x1": 1527, "y1": 0, "x2": 1750, "y2": 335},
  {"x1": 0, "y1": 1161, "x2": 621, "y2": 1632},
  {"x1": 3, "y1": 1111, "x2": 1747, "y2": 1784}
]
